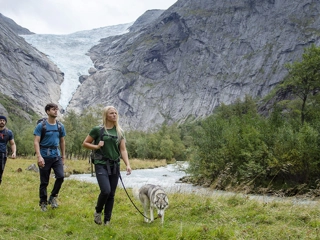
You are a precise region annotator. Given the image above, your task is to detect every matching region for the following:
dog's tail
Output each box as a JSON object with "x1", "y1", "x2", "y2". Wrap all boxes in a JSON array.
[{"x1": 132, "y1": 187, "x2": 140, "y2": 201}]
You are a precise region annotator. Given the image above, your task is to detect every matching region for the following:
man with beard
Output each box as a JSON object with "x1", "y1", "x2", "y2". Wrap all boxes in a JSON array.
[
  {"x1": 34, "y1": 103, "x2": 66, "y2": 212},
  {"x1": 0, "y1": 115, "x2": 16, "y2": 185}
]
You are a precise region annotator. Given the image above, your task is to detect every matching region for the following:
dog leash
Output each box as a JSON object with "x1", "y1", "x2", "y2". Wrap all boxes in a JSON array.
[{"x1": 118, "y1": 172, "x2": 158, "y2": 221}]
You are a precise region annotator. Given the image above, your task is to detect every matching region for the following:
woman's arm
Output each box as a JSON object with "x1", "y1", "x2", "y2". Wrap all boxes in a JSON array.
[
  {"x1": 119, "y1": 139, "x2": 131, "y2": 175},
  {"x1": 82, "y1": 135, "x2": 104, "y2": 150}
]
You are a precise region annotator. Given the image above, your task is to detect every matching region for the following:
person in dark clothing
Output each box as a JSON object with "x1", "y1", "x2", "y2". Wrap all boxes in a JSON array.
[
  {"x1": 82, "y1": 106, "x2": 131, "y2": 226},
  {"x1": 0, "y1": 115, "x2": 16, "y2": 185},
  {"x1": 33, "y1": 103, "x2": 66, "y2": 212}
]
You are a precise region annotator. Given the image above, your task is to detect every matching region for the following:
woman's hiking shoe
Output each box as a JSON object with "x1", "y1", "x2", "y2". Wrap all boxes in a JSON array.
[
  {"x1": 40, "y1": 202, "x2": 47, "y2": 212},
  {"x1": 48, "y1": 196, "x2": 58, "y2": 208},
  {"x1": 94, "y1": 212, "x2": 102, "y2": 225}
]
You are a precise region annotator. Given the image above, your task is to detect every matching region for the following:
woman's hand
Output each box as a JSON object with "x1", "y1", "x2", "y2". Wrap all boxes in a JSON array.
[
  {"x1": 126, "y1": 166, "x2": 132, "y2": 175},
  {"x1": 97, "y1": 140, "x2": 104, "y2": 149}
]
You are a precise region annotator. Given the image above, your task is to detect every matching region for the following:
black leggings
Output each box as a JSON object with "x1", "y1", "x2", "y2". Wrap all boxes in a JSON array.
[
  {"x1": 0, "y1": 156, "x2": 7, "y2": 185},
  {"x1": 95, "y1": 164, "x2": 119, "y2": 222}
]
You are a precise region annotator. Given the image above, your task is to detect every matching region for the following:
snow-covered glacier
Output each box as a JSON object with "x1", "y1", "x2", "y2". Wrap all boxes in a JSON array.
[{"x1": 21, "y1": 23, "x2": 132, "y2": 109}]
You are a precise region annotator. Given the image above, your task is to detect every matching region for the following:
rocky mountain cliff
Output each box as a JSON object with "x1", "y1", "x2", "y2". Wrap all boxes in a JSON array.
[
  {"x1": 0, "y1": 13, "x2": 34, "y2": 35},
  {"x1": 68, "y1": 0, "x2": 320, "y2": 131},
  {"x1": 21, "y1": 22, "x2": 133, "y2": 110},
  {"x1": 0, "y1": 18, "x2": 64, "y2": 118}
]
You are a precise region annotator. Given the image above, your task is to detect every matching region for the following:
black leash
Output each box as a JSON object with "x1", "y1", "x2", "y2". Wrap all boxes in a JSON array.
[{"x1": 118, "y1": 172, "x2": 156, "y2": 221}]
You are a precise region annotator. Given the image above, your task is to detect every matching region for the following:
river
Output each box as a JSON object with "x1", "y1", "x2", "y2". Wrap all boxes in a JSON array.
[
  {"x1": 68, "y1": 162, "x2": 319, "y2": 205},
  {"x1": 68, "y1": 162, "x2": 190, "y2": 192}
]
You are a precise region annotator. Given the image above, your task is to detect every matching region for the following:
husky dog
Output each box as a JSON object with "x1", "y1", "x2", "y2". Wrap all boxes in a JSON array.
[{"x1": 133, "y1": 184, "x2": 169, "y2": 224}]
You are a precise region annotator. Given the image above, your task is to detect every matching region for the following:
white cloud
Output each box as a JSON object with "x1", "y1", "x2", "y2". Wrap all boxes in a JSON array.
[{"x1": 0, "y1": 0, "x2": 177, "y2": 34}]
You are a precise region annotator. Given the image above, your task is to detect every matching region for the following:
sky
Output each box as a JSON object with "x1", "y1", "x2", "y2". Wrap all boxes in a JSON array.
[{"x1": 0, "y1": 0, "x2": 177, "y2": 34}]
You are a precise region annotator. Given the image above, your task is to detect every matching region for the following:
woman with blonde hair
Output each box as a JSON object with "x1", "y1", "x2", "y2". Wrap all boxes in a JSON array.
[{"x1": 83, "y1": 106, "x2": 131, "y2": 225}]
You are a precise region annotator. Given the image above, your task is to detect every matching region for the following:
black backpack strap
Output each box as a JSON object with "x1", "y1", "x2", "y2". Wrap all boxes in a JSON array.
[
  {"x1": 99, "y1": 126, "x2": 105, "y2": 141},
  {"x1": 91, "y1": 127, "x2": 105, "y2": 163},
  {"x1": 96, "y1": 126, "x2": 105, "y2": 158},
  {"x1": 106, "y1": 159, "x2": 112, "y2": 175},
  {"x1": 0, "y1": 128, "x2": 9, "y2": 143},
  {"x1": 40, "y1": 120, "x2": 63, "y2": 143},
  {"x1": 111, "y1": 158, "x2": 120, "y2": 175},
  {"x1": 57, "y1": 121, "x2": 62, "y2": 138},
  {"x1": 40, "y1": 119, "x2": 47, "y2": 143},
  {"x1": 98, "y1": 126, "x2": 119, "y2": 175},
  {"x1": 105, "y1": 158, "x2": 120, "y2": 175},
  {"x1": 4, "y1": 128, "x2": 8, "y2": 142}
]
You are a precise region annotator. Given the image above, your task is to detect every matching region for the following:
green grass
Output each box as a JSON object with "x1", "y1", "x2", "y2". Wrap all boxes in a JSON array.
[{"x1": 0, "y1": 159, "x2": 319, "y2": 239}]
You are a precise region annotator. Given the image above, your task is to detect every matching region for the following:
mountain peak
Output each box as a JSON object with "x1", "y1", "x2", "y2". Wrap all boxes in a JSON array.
[{"x1": 0, "y1": 13, "x2": 34, "y2": 35}]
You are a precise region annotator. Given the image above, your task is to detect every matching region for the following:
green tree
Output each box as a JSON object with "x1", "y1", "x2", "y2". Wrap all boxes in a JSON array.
[
  {"x1": 62, "y1": 107, "x2": 101, "y2": 159},
  {"x1": 159, "y1": 135, "x2": 174, "y2": 160},
  {"x1": 281, "y1": 44, "x2": 320, "y2": 125}
]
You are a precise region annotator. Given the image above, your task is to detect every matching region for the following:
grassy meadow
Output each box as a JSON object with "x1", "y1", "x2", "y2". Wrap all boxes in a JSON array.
[{"x1": 0, "y1": 158, "x2": 319, "y2": 240}]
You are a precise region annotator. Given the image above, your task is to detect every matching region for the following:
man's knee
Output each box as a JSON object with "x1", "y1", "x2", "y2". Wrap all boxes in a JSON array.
[
  {"x1": 40, "y1": 181, "x2": 49, "y2": 187},
  {"x1": 56, "y1": 177, "x2": 64, "y2": 184}
]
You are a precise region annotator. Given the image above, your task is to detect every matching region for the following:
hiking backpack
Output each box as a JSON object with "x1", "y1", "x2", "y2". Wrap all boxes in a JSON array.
[
  {"x1": 0, "y1": 128, "x2": 9, "y2": 143},
  {"x1": 37, "y1": 118, "x2": 63, "y2": 143},
  {"x1": 90, "y1": 126, "x2": 119, "y2": 162},
  {"x1": 99, "y1": 126, "x2": 118, "y2": 142}
]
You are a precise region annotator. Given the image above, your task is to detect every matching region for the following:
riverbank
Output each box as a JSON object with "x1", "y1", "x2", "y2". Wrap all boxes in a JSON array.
[
  {"x1": 180, "y1": 174, "x2": 320, "y2": 201},
  {"x1": 20, "y1": 157, "x2": 320, "y2": 200},
  {"x1": 69, "y1": 160, "x2": 320, "y2": 206}
]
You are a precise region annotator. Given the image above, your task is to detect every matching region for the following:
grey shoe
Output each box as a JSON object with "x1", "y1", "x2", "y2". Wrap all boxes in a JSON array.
[
  {"x1": 48, "y1": 196, "x2": 58, "y2": 208},
  {"x1": 94, "y1": 212, "x2": 102, "y2": 225},
  {"x1": 40, "y1": 202, "x2": 47, "y2": 212},
  {"x1": 104, "y1": 221, "x2": 110, "y2": 226}
]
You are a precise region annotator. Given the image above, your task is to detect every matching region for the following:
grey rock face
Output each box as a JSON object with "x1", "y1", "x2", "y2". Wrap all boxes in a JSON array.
[
  {"x1": 0, "y1": 19, "x2": 64, "y2": 117},
  {"x1": 0, "y1": 13, "x2": 34, "y2": 35},
  {"x1": 0, "y1": 104, "x2": 8, "y2": 117},
  {"x1": 68, "y1": 0, "x2": 320, "y2": 131},
  {"x1": 88, "y1": 68, "x2": 97, "y2": 75},
  {"x1": 128, "y1": 9, "x2": 165, "y2": 32},
  {"x1": 21, "y1": 23, "x2": 132, "y2": 109}
]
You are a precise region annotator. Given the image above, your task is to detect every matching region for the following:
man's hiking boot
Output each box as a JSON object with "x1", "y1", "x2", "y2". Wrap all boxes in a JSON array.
[
  {"x1": 104, "y1": 221, "x2": 110, "y2": 226},
  {"x1": 94, "y1": 212, "x2": 102, "y2": 225},
  {"x1": 40, "y1": 202, "x2": 47, "y2": 212},
  {"x1": 48, "y1": 195, "x2": 58, "y2": 208}
]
